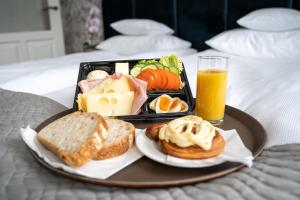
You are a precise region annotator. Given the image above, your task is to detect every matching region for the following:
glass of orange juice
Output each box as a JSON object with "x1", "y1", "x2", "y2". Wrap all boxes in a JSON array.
[{"x1": 196, "y1": 56, "x2": 228, "y2": 125}]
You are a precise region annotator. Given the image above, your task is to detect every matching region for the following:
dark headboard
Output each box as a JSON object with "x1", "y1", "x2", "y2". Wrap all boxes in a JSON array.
[{"x1": 102, "y1": 0, "x2": 300, "y2": 51}]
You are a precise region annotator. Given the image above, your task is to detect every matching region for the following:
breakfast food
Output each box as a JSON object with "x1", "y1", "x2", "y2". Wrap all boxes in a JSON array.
[
  {"x1": 149, "y1": 94, "x2": 188, "y2": 113},
  {"x1": 147, "y1": 115, "x2": 225, "y2": 159},
  {"x1": 85, "y1": 92, "x2": 134, "y2": 116},
  {"x1": 94, "y1": 118, "x2": 135, "y2": 160},
  {"x1": 76, "y1": 54, "x2": 191, "y2": 118},
  {"x1": 136, "y1": 69, "x2": 182, "y2": 90},
  {"x1": 131, "y1": 55, "x2": 184, "y2": 91},
  {"x1": 115, "y1": 62, "x2": 129, "y2": 75},
  {"x1": 160, "y1": 132, "x2": 224, "y2": 159},
  {"x1": 87, "y1": 70, "x2": 109, "y2": 80},
  {"x1": 77, "y1": 74, "x2": 147, "y2": 116},
  {"x1": 88, "y1": 75, "x2": 132, "y2": 94},
  {"x1": 145, "y1": 123, "x2": 165, "y2": 141},
  {"x1": 37, "y1": 112, "x2": 108, "y2": 167},
  {"x1": 130, "y1": 54, "x2": 183, "y2": 77}
]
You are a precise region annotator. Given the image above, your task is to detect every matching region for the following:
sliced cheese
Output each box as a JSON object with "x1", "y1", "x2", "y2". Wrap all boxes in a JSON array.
[
  {"x1": 77, "y1": 93, "x2": 87, "y2": 112},
  {"x1": 115, "y1": 63, "x2": 129, "y2": 75},
  {"x1": 86, "y1": 91, "x2": 134, "y2": 116},
  {"x1": 88, "y1": 76, "x2": 131, "y2": 94}
]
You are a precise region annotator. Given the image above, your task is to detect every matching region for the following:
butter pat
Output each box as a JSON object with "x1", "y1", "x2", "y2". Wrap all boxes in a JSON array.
[
  {"x1": 86, "y1": 70, "x2": 108, "y2": 80},
  {"x1": 115, "y1": 63, "x2": 129, "y2": 75},
  {"x1": 86, "y1": 92, "x2": 134, "y2": 116}
]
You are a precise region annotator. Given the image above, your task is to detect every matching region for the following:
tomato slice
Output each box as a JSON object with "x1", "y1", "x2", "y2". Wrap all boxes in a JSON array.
[
  {"x1": 137, "y1": 69, "x2": 180, "y2": 90},
  {"x1": 149, "y1": 69, "x2": 161, "y2": 89},
  {"x1": 169, "y1": 72, "x2": 181, "y2": 89},
  {"x1": 165, "y1": 71, "x2": 180, "y2": 90},
  {"x1": 136, "y1": 69, "x2": 156, "y2": 90},
  {"x1": 157, "y1": 70, "x2": 168, "y2": 90}
]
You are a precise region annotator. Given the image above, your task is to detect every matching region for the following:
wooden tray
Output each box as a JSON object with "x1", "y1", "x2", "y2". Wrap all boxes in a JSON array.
[{"x1": 32, "y1": 105, "x2": 266, "y2": 188}]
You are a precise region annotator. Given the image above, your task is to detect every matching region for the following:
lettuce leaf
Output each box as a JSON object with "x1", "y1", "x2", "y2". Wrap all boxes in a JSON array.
[{"x1": 159, "y1": 54, "x2": 183, "y2": 73}]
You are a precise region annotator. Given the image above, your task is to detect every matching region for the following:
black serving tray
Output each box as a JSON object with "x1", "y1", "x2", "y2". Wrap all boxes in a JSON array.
[{"x1": 73, "y1": 58, "x2": 195, "y2": 121}]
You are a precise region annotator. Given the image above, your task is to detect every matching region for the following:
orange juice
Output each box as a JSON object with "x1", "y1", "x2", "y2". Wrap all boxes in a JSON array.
[{"x1": 196, "y1": 69, "x2": 227, "y2": 121}]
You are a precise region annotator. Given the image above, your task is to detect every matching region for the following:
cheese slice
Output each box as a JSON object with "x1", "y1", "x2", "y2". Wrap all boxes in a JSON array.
[
  {"x1": 88, "y1": 76, "x2": 131, "y2": 94},
  {"x1": 77, "y1": 93, "x2": 87, "y2": 112},
  {"x1": 115, "y1": 63, "x2": 129, "y2": 75},
  {"x1": 86, "y1": 91, "x2": 134, "y2": 116}
]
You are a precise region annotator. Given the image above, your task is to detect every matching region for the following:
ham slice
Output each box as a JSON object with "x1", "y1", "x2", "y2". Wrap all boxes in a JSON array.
[
  {"x1": 78, "y1": 79, "x2": 103, "y2": 93},
  {"x1": 125, "y1": 75, "x2": 148, "y2": 115},
  {"x1": 78, "y1": 73, "x2": 148, "y2": 115}
]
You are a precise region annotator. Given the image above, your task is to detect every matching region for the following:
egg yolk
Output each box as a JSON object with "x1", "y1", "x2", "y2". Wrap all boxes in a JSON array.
[
  {"x1": 181, "y1": 103, "x2": 187, "y2": 111},
  {"x1": 170, "y1": 98, "x2": 180, "y2": 111},
  {"x1": 159, "y1": 96, "x2": 172, "y2": 111}
]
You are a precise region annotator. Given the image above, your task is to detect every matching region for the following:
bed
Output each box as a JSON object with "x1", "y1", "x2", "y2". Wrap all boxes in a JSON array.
[{"x1": 1, "y1": 0, "x2": 300, "y2": 199}]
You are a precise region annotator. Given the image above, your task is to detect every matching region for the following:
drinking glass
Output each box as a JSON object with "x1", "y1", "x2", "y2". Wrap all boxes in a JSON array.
[{"x1": 195, "y1": 56, "x2": 228, "y2": 125}]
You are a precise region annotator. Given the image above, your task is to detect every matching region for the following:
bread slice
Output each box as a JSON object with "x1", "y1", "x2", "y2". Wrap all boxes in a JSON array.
[
  {"x1": 94, "y1": 118, "x2": 135, "y2": 160},
  {"x1": 37, "y1": 112, "x2": 108, "y2": 167}
]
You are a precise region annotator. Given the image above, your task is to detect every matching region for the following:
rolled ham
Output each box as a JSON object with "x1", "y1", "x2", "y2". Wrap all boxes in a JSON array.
[{"x1": 78, "y1": 79, "x2": 104, "y2": 93}]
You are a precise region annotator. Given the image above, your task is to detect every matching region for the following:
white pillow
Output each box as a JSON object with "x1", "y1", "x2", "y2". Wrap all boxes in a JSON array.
[
  {"x1": 110, "y1": 19, "x2": 174, "y2": 35},
  {"x1": 237, "y1": 8, "x2": 300, "y2": 31},
  {"x1": 96, "y1": 35, "x2": 191, "y2": 55},
  {"x1": 125, "y1": 48, "x2": 197, "y2": 59},
  {"x1": 205, "y1": 28, "x2": 300, "y2": 58}
]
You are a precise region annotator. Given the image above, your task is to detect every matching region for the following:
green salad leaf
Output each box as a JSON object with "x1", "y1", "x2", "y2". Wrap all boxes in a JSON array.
[
  {"x1": 159, "y1": 54, "x2": 183, "y2": 73},
  {"x1": 130, "y1": 54, "x2": 183, "y2": 76}
]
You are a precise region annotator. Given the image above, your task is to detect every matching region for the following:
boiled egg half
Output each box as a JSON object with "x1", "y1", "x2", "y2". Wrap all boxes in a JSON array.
[{"x1": 149, "y1": 94, "x2": 188, "y2": 113}]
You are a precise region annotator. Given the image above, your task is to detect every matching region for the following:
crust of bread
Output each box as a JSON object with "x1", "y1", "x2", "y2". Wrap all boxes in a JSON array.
[
  {"x1": 37, "y1": 131, "x2": 102, "y2": 167},
  {"x1": 98, "y1": 114, "x2": 109, "y2": 132},
  {"x1": 160, "y1": 131, "x2": 225, "y2": 159},
  {"x1": 37, "y1": 112, "x2": 108, "y2": 167},
  {"x1": 94, "y1": 121, "x2": 135, "y2": 160}
]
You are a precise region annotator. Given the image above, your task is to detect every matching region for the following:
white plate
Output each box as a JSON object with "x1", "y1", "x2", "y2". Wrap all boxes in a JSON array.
[{"x1": 135, "y1": 133, "x2": 226, "y2": 168}]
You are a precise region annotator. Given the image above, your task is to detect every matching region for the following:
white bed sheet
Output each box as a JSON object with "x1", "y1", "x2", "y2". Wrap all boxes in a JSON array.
[{"x1": 182, "y1": 50, "x2": 300, "y2": 148}]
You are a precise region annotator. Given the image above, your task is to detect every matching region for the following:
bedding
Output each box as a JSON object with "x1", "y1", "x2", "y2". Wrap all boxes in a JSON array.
[
  {"x1": 237, "y1": 8, "x2": 300, "y2": 31},
  {"x1": 96, "y1": 35, "x2": 192, "y2": 55},
  {"x1": 205, "y1": 28, "x2": 300, "y2": 58},
  {"x1": 1, "y1": 52, "x2": 300, "y2": 199},
  {"x1": 1, "y1": 88, "x2": 300, "y2": 199},
  {"x1": 110, "y1": 19, "x2": 174, "y2": 35}
]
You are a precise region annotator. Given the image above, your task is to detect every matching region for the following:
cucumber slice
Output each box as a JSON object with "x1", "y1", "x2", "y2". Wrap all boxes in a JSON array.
[
  {"x1": 130, "y1": 65, "x2": 143, "y2": 77},
  {"x1": 163, "y1": 66, "x2": 171, "y2": 72},
  {"x1": 142, "y1": 64, "x2": 158, "y2": 70},
  {"x1": 155, "y1": 63, "x2": 165, "y2": 69},
  {"x1": 168, "y1": 66, "x2": 180, "y2": 75}
]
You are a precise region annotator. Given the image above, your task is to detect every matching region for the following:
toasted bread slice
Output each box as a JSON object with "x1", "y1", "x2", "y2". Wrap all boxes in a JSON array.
[
  {"x1": 37, "y1": 112, "x2": 108, "y2": 167},
  {"x1": 94, "y1": 118, "x2": 135, "y2": 160}
]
